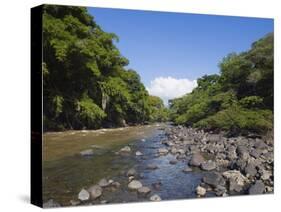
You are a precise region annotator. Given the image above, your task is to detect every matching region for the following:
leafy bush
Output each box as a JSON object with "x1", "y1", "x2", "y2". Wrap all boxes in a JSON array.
[
  {"x1": 239, "y1": 96, "x2": 264, "y2": 108},
  {"x1": 195, "y1": 106, "x2": 272, "y2": 133}
]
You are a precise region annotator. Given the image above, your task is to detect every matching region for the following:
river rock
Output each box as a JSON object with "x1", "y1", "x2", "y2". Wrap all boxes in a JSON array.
[
  {"x1": 236, "y1": 145, "x2": 249, "y2": 156},
  {"x1": 128, "y1": 180, "x2": 143, "y2": 190},
  {"x1": 43, "y1": 199, "x2": 61, "y2": 208},
  {"x1": 214, "y1": 185, "x2": 227, "y2": 196},
  {"x1": 250, "y1": 149, "x2": 261, "y2": 159},
  {"x1": 169, "y1": 159, "x2": 178, "y2": 165},
  {"x1": 248, "y1": 181, "x2": 265, "y2": 194},
  {"x1": 100, "y1": 200, "x2": 108, "y2": 204},
  {"x1": 254, "y1": 140, "x2": 267, "y2": 150},
  {"x1": 80, "y1": 149, "x2": 94, "y2": 157},
  {"x1": 203, "y1": 172, "x2": 225, "y2": 188},
  {"x1": 128, "y1": 176, "x2": 135, "y2": 182},
  {"x1": 244, "y1": 163, "x2": 257, "y2": 177},
  {"x1": 152, "y1": 181, "x2": 162, "y2": 190},
  {"x1": 119, "y1": 146, "x2": 131, "y2": 153},
  {"x1": 136, "y1": 151, "x2": 143, "y2": 156},
  {"x1": 137, "y1": 186, "x2": 151, "y2": 195},
  {"x1": 98, "y1": 178, "x2": 111, "y2": 187},
  {"x1": 111, "y1": 181, "x2": 121, "y2": 188},
  {"x1": 78, "y1": 189, "x2": 90, "y2": 201},
  {"x1": 88, "y1": 185, "x2": 103, "y2": 200},
  {"x1": 189, "y1": 152, "x2": 205, "y2": 167},
  {"x1": 150, "y1": 194, "x2": 161, "y2": 201},
  {"x1": 260, "y1": 170, "x2": 271, "y2": 181},
  {"x1": 222, "y1": 170, "x2": 249, "y2": 189},
  {"x1": 208, "y1": 134, "x2": 221, "y2": 143},
  {"x1": 196, "y1": 186, "x2": 206, "y2": 196},
  {"x1": 147, "y1": 164, "x2": 158, "y2": 170},
  {"x1": 201, "y1": 160, "x2": 216, "y2": 171},
  {"x1": 127, "y1": 168, "x2": 137, "y2": 177},
  {"x1": 183, "y1": 166, "x2": 192, "y2": 173},
  {"x1": 158, "y1": 148, "x2": 169, "y2": 155},
  {"x1": 70, "y1": 200, "x2": 80, "y2": 206}
]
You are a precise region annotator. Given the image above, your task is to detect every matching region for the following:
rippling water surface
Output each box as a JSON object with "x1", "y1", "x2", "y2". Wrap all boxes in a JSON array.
[{"x1": 43, "y1": 124, "x2": 205, "y2": 206}]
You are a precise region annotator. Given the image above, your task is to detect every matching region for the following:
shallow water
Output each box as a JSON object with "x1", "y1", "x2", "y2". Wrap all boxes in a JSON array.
[{"x1": 43, "y1": 124, "x2": 205, "y2": 206}]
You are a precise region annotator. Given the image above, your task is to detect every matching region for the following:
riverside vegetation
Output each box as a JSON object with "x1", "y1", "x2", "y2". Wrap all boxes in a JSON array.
[{"x1": 42, "y1": 5, "x2": 274, "y2": 208}]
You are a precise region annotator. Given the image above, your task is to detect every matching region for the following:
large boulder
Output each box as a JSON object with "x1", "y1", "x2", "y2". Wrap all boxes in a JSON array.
[
  {"x1": 88, "y1": 185, "x2": 103, "y2": 200},
  {"x1": 189, "y1": 152, "x2": 205, "y2": 167},
  {"x1": 128, "y1": 180, "x2": 143, "y2": 190}
]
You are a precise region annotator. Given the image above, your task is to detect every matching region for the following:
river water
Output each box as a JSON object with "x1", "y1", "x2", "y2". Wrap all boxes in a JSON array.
[{"x1": 43, "y1": 124, "x2": 205, "y2": 206}]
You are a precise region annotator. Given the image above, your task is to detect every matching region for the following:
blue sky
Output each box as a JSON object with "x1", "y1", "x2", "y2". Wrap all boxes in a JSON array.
[{"x1": 87, "y1": 7, "x2": 273, "y2": 104}]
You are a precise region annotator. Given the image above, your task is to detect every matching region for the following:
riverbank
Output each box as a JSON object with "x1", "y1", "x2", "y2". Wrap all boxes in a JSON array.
[{"x1": 43, "y1": 124, "x2": 273, "y2": 208}]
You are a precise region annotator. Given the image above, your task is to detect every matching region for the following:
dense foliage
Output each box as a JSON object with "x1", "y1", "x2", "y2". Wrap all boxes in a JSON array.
[
  {"x1": 43, "y1": 5, "x2": 166, "y2": 131},
  {"x1": 169, "y1": 33, "x2": 273, "y2": 134}
]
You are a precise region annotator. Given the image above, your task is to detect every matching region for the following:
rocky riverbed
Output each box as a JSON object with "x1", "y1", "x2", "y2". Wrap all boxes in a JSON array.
[
  {"x1": 163, "y1": 126, "x2": 274, "y2": 197},
  {"x1": 43, "y1": 124, "x2": 274, "y2": 208}
]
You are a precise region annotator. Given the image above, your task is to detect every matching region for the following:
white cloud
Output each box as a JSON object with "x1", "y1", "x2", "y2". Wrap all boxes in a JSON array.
[{"x1": 146, "y1": 76, "x2": 197, "y2": 105}]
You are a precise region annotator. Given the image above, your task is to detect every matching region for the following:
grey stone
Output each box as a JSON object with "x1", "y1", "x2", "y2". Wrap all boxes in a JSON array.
[
  {"x1": 43, "y1": 199, "x2": 61, "y2": 208},
  {"x1": 137, "y1": 186, "x2": 151, "y2": 195},
  {"x1": 135, "y1": 151, "x2": 143, "y2": 156},
  {"x1": 98, "y1": 178, "x2": 111, "y2": 187},
  {"x1": 196, "y1": 186, "x2": 206, "y2": 196},
  {"x1": 150, "y1": 194, "x2": 161, "y2": 201},
  {"x1": 189, "y1": 152, "x2": 205, "y2": 167},
  {"x1": 119, "y1": 146, "x2": 131, "y2": 153},
  {"x1": 147, "y1": 164, "x2": 158, "y2": 170},
  {"x1": 88, "y1": 185, "x2": 102, "y2": 200},
  {"x1": 78, "y1": 189, "x2": 90, "y2": 201},
  {"x1": 244, "y1": 163, "x2": 257, "y2": 177},
  {"x1": 127, "y1": 168, "x2": 137, "y2": 177},
  {"x1": 201, "y1": 160, "x2": 216, "y2": 171},
  {"x1": 128, "y1": 180, "x2": 143, "y2": 190},
  {"x1": 223, "y1": 170, "x2": 249, "y2": 188},
  {"x1": 80, "y1": 149, "x2": 94, "y2": 157},
  {"x1": 183, "y1": 167, "x2": 192, "y2": 173},
  {"x1": 203, "y1": 172, "x2": 225, "y2": 188},
  {"x1": 169, "y1": 159, "x2": 178, "y2": 165},
  {"x1": 158, "y1": 148, "x2": 169, "y2": 155},
  {"x1": 248, "y1": 181, "x2": 265, "y2": 194}
]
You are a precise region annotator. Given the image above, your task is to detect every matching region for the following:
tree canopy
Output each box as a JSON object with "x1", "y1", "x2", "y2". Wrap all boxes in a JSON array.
[
  {"x1": 169, "y1": 33, "x2": 273, "y2": 134},
  {"x1": 43, "y1": 5, "x2": 167, "y2": 131}
]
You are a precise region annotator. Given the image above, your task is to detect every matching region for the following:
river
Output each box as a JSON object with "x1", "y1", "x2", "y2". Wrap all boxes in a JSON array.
[{"x1": 43, "y1": 124, "x2": 206, "y2": 206}]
